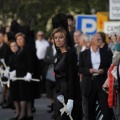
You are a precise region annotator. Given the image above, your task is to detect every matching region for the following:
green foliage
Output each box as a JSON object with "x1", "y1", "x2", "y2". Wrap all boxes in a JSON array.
[{"x1": 0, "y1": 0, "x2": 109, "y2": 37}]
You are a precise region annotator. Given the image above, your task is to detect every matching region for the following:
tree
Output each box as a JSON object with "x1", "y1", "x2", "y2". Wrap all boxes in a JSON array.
[{"x1": 0, "y1": 0, "x2": 109, "y2": 37}]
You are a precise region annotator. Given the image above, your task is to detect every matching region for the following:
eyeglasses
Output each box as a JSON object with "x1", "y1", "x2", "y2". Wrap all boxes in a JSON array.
[{"x1": 37, "y1": 34, "x2": 43, "y2": 37}]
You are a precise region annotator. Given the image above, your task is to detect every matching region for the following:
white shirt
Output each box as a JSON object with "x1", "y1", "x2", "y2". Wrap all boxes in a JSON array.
[
  {"x1": 81, "y1": 46, "x2": 86, "y2": 52},
  {"x1": 90, "y1": 47, "x2": 100, "y2": 70},
  {"x1": 52, "y1": 45, "x2": 56, "y2": 56},
  {"x1": 35, "y1": 39, "x2": 49, "y2": 60}
]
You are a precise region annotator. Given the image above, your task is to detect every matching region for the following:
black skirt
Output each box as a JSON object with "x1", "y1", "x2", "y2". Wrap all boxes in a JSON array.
[
  {"x1": 10, "y1": 80, "x2": 32, "y2": 101},
  {"x1": 53, "y1": 81, "x2": 82, "y2": 120}
]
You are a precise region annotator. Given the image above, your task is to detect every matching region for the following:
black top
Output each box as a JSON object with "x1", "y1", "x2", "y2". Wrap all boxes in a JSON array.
[
  {"x1": 54, "y1": 52, "x2": 67, "y2": 79},
  {"x1": 54, "y1": 49, "x2": 81, "y2": 100}
]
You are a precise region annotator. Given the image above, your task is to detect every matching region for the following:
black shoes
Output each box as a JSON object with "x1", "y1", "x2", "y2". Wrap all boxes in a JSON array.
[
  {"x1": 2, "y1": 102, "x2": 12, "y2": 109},
  {"x1": 32, "y1": 107, "x2": 36, "y2": 113},
  {"x1": 18, "y1": 116, "x2": 34, "y2": 120},
  {"x1": 47, "y1": 104, "x2": 52, "y2": 108},
  {"x1": 9, "y1": 116, "x2": 19, "y2": 120},
  {"x1": 17, "y1": 116, "x2": 26, "y2": 120},
  {"x1": 9, "y1": 116, "x2": 34, "y2": 120},
  {"x1": 0, "y1": 100, "x2": 6, "y2": 106},
  {"x1": 27, "y1": 116, "x2": 34, "y2": 120},
  {"x1": 47, "y1": 109, "x2": 53, "y2": 113},
  {"x1": 0, "y1": 100, "x2": 13, "y2": 109},
  {"x1": 47, "y1": 103, "x2": 53, "y2": 113},
  {"x1": 0, "y1": 102, "x2": 3, "y2": 106}
]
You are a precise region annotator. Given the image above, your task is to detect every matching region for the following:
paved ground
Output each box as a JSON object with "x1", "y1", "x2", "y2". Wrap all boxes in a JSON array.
[{"x1": 0, "y1": 93, "x2": 53, "y2": 120}]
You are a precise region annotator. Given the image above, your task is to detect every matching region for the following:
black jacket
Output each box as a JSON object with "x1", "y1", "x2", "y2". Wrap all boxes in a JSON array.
[
  {"x1": 8, "y1": 52, "x2": 17, "y2": 71},
  {"x1": 54, "y1": 49, "x2": 82, "y2": 120},
  {"x1": 16, "y1": 45, "x2": 33, "y2": 77},
  {"x1": 102, "y1": 43, "x2": 113, "y2": 64},
  {"x1": 54, "y1": 49, "x2": 81, "y2": 100},
  {"x1": 0, "y1": 43, "x2": 10, "y2": 66}
]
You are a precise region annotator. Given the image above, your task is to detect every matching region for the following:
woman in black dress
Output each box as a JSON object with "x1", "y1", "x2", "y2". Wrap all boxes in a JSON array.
[
  {"x1": 8, "y1": 40, "x2": 19, "y2": 120},
  {"x1": 52, "y1": 27, "x2": 82, "y2": 120},
  {"x1": 9, "y1": 33, "x2": 33, "y2": 120}
]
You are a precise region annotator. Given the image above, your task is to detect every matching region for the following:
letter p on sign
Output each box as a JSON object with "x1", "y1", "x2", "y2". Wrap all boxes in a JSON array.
[{"x1": 76, "y1": 15, "x2": 97, "y2": 36}]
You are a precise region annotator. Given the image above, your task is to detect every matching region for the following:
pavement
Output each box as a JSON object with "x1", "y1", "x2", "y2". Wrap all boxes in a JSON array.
[{"x1": 0, "y1": 93, "x2": 53, "y2": 120}]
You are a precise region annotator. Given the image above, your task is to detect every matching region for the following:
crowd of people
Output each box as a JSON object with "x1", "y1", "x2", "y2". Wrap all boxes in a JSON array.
[{"x1": 0, "y1": 13, "x2": 120, "y2": 120}]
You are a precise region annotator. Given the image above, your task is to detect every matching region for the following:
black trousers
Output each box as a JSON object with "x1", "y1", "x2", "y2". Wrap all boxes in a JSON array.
[
  {"x1": 80, "y1": 82, "x2": 89, "y2": 120},
  {"x1": 82, "y1": 95, "x2": 89, "y2": 120},
  {"x1": 36, "y1": 59, "x2": 46, "y2": 94},
  {"x1": 88, "y1": 78, "x2": 112, "y2": 120}
]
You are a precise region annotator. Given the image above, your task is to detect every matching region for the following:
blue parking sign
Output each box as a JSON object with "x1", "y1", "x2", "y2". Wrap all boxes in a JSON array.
[{"x1": 76, "y1": 15, "x2": 97, "y2": 36}]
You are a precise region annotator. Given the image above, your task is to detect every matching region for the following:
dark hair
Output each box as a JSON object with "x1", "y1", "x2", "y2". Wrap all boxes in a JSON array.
[
  {"x1": 67, "y1": 14, "x2": 74, "y2": 21},
  {"x1": 10, "y1": 20, "x2": 20, "y2": 34},
  {"x1": 52, "y1": 13, "x2": 68, "y2": 32},
  {"x1": 9, "y1": 40, "x2": 16, "y2": 46},
  {"x1": 98, "y1": 32, "x2": 106, "y2": 43},
  {"x1": 0, "y1": 31, "x2": 4, "y2": 35}
]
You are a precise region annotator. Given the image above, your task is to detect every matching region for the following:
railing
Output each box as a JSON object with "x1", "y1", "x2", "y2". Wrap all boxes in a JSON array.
[
  {"x1": 96, "y1": 91, "x2": 120, "y2": 120},
  {"x1": 112, "y1": 92, "x2": 120, "y2": 120},
  {"x1": 0, "y1": 85, "x2": 1, "y2": 93}
]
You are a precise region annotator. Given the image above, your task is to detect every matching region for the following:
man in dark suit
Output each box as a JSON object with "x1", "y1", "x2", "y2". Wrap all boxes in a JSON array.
[{"x1": 79, "y1": 33, "x2": 112, "y2": 120}]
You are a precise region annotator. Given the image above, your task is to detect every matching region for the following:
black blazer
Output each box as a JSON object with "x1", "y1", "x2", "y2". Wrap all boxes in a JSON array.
[
  {"x1": 16, "y1": 45, "x2": 33, "y2": 77},
  {"x1": 79, "y1": 48, "x2": 111, "y2": 96}
]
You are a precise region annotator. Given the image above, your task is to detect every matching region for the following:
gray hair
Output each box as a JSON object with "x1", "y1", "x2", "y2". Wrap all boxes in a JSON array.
[
  {"x1": 74, "y1": 30, "x2": 83, "y2": 36},
  {"x1": 80, "y1": 34, "x2": 90, "y2": 42}
]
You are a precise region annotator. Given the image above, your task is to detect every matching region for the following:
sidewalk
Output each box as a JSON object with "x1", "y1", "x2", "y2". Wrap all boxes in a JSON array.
[{"x1": 0, "y1": 93, "x2": 53, "y2": 120}]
